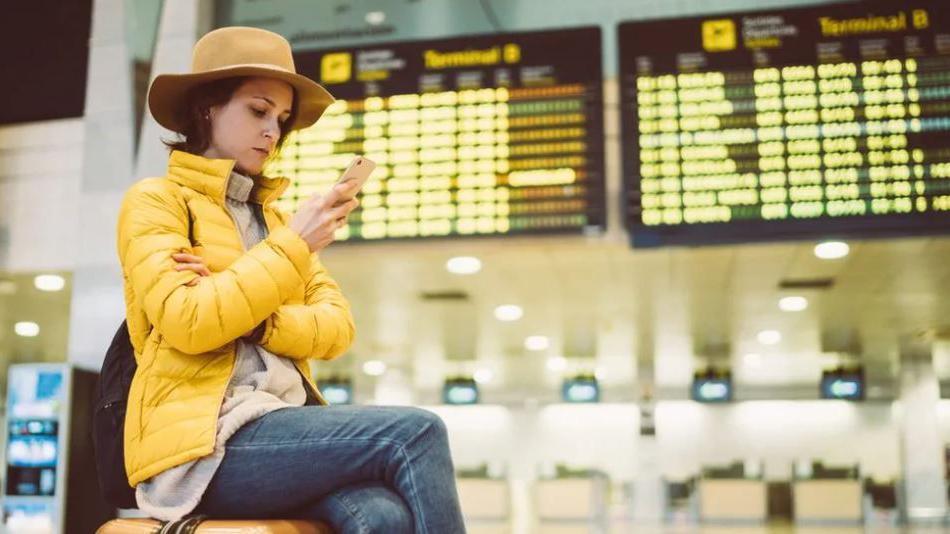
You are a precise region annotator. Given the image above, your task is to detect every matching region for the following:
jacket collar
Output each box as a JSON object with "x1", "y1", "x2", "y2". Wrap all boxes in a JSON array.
[{"x1": 166, "y1": 150, "x2": 290, "y2": 205}]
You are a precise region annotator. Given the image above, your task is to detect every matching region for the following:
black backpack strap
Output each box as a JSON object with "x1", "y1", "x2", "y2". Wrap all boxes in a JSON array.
[{"x1": 158, "y1": 514, "x2": 207, "y2": 534}]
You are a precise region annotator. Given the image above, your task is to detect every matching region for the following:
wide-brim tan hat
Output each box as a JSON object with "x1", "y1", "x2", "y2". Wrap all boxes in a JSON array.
[{"x1": 148, "y1": 26, "x2": 334, "y2": 133}]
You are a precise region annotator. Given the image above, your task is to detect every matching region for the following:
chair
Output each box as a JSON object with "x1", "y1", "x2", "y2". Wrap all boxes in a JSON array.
[{"x1": 96, "y1": 518, "x2": 333, "y2": 533}]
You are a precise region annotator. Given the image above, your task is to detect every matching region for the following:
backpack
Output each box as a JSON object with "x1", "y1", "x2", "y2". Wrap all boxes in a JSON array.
[
  {"x1": 92, "y1": 320, "x2": 138, "y2": 508},
  {"x1": 93, "y1": 181, "x2": 193, "y2": 509}
]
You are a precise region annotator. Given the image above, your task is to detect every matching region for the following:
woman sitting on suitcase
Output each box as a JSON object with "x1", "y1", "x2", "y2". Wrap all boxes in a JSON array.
[{"x1": 117, "y1": 26, "x2": 466, "y2": 534}]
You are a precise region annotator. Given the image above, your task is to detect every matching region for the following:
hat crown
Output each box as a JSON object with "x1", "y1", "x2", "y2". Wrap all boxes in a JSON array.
[{"x1": 191, "y1": 27, "x2": 296, "y2": 73}]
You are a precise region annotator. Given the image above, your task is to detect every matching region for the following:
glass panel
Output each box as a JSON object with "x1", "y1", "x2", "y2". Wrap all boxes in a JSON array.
[{"x1": 126, "y1": 0, "x2": 165, "y2": 148}]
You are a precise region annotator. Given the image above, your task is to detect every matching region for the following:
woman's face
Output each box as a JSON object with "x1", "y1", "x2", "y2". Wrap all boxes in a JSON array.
[{"x1": 204, "y1": 77, "x2": 294, "y2": 176}]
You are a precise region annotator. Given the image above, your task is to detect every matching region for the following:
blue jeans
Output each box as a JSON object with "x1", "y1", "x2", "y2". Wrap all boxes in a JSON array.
[{"x1": 195, "y1": 405, "x2": 467, "y2": 534}]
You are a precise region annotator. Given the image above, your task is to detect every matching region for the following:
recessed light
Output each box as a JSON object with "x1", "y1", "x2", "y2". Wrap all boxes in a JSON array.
[
  {"x1": 14, "y1": 322, "x2": 40, "y2": 337},
  {"x1": 365, "y1": 11, "x2": 386, "y2": 25},
  {"x1": 757, "y1": 330, "x2": 782, "y2": 345},
  {"x1": 494, "y1": 304, "x2": 523, "y2": 322},
  {"x1": 524, "y1": 335, "x2": 550, "y2": 351},
  {"x1": 446, "y1": 256, "x2": 482, "y2": 275},
  {"x1": 362, "y1": 360, "x2": 386, "y2": 376},
  {"x1": 473, "y1": 368, "x2": 494, "y2": 384},
  {"x1": 778, "y1": 296, "x2": 808, "y2": 312},
  {"x1": 744, "y1": 353, "x2": 763, "y2": 367},
  {"x1": 34, "y1": 275, "x2": 65, "y2": 292},
  {"x1": 814, "y1": 241, "x2": 849, "y2": 259},
  {"x1": 546, "y1": 356, "x2": 567, "y2": 372}
]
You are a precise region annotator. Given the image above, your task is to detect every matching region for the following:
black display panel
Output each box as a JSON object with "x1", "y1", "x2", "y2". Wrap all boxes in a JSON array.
[
  {"x1": 691, "y1": 376, "x2": 734, "y2": 403},
  {"x1": 270, "y1": 27, "x2": 605, "y2": 241},
  {"x1": 562, "y1": 376, "x2": 601, "y2": 403},
  {"x1": 619, "y1": 2, "x2": 950, "y2": 247},
  {"x1": 443, "y1": 378, "x2": 479, "y2": 405},
  {"x1": 2, "y1": 1, "x2": 92, "y2": 124},
  {"x1": 820, "y1": 367, "x2": 865, "y2": 400}
]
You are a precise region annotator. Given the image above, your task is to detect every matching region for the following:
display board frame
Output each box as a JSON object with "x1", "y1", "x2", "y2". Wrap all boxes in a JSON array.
[{"x1": 619, "y1": 1, "x2": 950, "y2": 247}]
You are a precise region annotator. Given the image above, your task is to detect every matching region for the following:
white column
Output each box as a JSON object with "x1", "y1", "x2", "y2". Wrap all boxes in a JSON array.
[
  {"x1": 67, "y1": 0, "x2": 136, "y2": 370},
  {"x1": 632, "y1": 360, "x2": 664, "y2": 524},
  {"x1": 135, "y1": 0, "x2": 214, "y2": 179},
  {"x1": 898, "y1": 337, "x2": 947, "y2": 524}
]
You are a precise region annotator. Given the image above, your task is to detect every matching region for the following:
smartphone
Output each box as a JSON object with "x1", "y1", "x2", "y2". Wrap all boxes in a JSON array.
[{"x1": 335, "y1": 156, "x2": 376, "y2": 201}]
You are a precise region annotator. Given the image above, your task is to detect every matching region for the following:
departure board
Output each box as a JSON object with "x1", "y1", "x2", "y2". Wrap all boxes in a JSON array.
[
  {"x1": 619, "y1": 2, "x2": 950, "y2": 247},
  {"x1": 269, "y1": 28, "x2": 605, "y2": 242}
]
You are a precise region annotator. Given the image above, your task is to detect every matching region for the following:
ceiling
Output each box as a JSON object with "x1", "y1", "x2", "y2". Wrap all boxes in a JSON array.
[
  {"x1": 317, "y1": 233, "x2": 950, "y2": 400},
  {"x1": 1, "y1": 234, "x2": 947, "y2": 404}
]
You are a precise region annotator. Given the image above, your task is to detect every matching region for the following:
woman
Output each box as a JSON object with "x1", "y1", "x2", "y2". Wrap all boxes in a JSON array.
[{"x1": 117, "y1": 26, "x2": 466, "y2": 533}]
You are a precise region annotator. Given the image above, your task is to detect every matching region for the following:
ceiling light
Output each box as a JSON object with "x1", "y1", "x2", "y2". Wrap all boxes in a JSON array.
[
  {"x1": 365, "y1": 11, "x2": 386, "y2": 25},
  {"x1": 473, "y1": 368, "x2": 494, "y2": 384},
  {"x1": 362, "y1": 360, "x2": 387, "y2": 376},
  {"x1": 446, "y1": 256, "x2": 482, "y2": 275},
  {"x1": 778, "y1": 296, "x2": 808, "y2": 312},
  {"x1": 524, "y1": 335, "x2": 550, "y2": 351},
  {"x1": 34, "y1": 274, "x2": 65, "y2": 292},
  {"x1": 546, "y1": 357, "x2": 567, "y2": 372},
  {"x1": 814, "y1": 241, "x2": 849, "y2": 259},
  {"x1": 757, "y1": 330, "x2": 782, "y2": 345},
  {"x1": 494, "y1": 304, "x2": 523, "y2": 322},
  {"x1": 15, "y1": 322, "x2": 40, "y2": 337}
]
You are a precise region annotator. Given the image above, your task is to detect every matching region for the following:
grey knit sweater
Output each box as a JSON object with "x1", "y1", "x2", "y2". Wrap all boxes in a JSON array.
[{"x1": 135, "y1": 172, "x2": 308, "y2": 520}]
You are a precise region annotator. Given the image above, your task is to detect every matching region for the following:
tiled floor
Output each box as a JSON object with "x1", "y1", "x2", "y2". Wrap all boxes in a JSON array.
[
  {"x1": 611, "y1": 526, "x2": 949, "y2": 533},
  {"x1": 482, "y1": 524, "x2": 950, "y2": 534}
]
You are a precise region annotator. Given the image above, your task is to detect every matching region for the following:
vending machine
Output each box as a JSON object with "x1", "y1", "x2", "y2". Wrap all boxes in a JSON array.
[{"x1": 2, "y1": 363, "x2": 112, "y2": 533}]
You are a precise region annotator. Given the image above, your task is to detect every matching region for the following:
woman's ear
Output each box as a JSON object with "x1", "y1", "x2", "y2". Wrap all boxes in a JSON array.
[{"x1": 207, "y1": 101, "x2": 227, "y2": 122}]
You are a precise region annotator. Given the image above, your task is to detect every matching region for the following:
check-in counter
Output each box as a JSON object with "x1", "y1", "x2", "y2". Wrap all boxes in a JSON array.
[
  {"x1": 792, "y1": 462, "x2": 863, "y2": 524},
  {"x1": 535, "y1": 470, "x2": 609, "y2": 531},
  {"x1": 456, "y1": 477, "x2": 510, "y2": 531},
  {"x1": 792, "y1": 479, "x2": 863, "y2": 522},
  {"x1": 697, "y1": 461, "x2": 768, "y2": 523},
  {"x1": 698, "y1": 478, "x2": 768, "y2": 522}
]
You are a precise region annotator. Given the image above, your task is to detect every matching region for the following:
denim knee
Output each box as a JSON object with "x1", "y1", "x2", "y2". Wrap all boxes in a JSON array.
[
  {"x1": 398, "y1": 407, "x2": 448, "y2": 442},
  {"x1": 342, "y1": 484, "x2": 413, "y2": 534}
]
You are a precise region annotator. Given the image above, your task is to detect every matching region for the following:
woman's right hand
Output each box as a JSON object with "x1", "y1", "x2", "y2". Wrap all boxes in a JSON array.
[{"x1": 288, "y1": 180, "x2": 360, "y2": 253}]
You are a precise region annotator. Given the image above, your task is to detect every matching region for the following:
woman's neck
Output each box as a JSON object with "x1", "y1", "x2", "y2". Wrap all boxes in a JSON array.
[{"x1": 200, "y1": 147, "x2": 257, "y2": 179}]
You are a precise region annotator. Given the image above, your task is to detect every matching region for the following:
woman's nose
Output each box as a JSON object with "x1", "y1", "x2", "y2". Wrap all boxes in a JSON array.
[{"x1": 263, "y1": 127, "x2": 276, "y2": 144}]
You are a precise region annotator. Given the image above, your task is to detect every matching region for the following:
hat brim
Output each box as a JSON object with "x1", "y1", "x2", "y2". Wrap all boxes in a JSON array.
[{"x1": 147, "y1": 65, "x2": 335, "y2": 133}]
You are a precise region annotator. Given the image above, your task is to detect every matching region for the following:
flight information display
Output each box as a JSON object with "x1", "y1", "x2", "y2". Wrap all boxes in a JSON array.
[
  {"x1": 619, "y1": 2, "x2": 950, "y2": 247},
  {"x1": 269, "y1": 28, "x2": 605, "y2": 242}
]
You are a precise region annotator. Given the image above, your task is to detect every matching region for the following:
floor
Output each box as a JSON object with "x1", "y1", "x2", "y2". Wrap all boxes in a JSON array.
[{"x1": 467, "y1": 523, "x2": 950, "y2": 534}]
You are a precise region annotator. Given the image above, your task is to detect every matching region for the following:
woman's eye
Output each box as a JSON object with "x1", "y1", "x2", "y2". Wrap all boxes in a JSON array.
[{"x1": 251, "y1": 107, "x2": 266, "y2": 117}]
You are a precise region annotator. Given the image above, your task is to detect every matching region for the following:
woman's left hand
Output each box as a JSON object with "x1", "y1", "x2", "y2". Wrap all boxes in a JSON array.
[{"x1": 172, "y1": 252, "x2": 210, "y2": 286}]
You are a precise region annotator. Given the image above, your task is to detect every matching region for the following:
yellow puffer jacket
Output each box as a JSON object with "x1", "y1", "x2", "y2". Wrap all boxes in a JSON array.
[{"x1": 116, "y1": 150, "x2": 355, "y2": 486}]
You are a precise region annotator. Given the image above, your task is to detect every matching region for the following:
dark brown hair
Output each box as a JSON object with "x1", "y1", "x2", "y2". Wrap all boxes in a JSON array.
[{"x1": 163, "y1": 76, "x2": 298, "y2": 165}]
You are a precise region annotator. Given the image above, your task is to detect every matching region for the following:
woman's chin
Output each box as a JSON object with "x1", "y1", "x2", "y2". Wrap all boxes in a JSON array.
[{"x1": 235, "y1": 161, "x2": 263, "y2": 176}]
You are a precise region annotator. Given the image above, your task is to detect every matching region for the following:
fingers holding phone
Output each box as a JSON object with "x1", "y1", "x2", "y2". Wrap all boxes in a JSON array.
[
  {"x1": 325, "y1": 156, "x2": 376, "y2": 207},
  {"x1": 288, "y1": 156, "x2": 374, "y2": 253}
]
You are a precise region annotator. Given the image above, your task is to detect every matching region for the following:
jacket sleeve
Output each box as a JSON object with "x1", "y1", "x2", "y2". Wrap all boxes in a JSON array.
[
  {"x1": 258, "y1": 253, "x2": 356, "y2": 361},
  {"x1": 117, "y1": 180, "x2": 312, "y2": 355}
]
